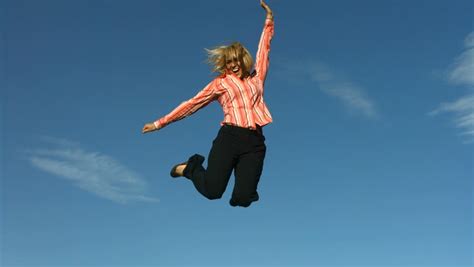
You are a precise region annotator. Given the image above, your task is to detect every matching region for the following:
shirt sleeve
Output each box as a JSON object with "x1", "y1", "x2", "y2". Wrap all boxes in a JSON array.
[
  {"x1": 154, "y1": 79, "x2": 221, "y2": 129},
  {"x1": 254, "y1": 18, "x2": 275, "y2": 83}
]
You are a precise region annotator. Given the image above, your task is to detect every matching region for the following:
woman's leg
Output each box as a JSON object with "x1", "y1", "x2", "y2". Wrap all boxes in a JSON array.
[
  {"x1": 230, "y1": 135, "x2": 266, "y2": 207},
  {"x1": 183, "y1": 128, "x2": 237, "y2": 200}
]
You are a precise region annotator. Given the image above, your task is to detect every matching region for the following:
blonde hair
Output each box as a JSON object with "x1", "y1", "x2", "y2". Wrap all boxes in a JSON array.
[{"x1": 206, "y1": 42, "x2": 254, "y2": 77}]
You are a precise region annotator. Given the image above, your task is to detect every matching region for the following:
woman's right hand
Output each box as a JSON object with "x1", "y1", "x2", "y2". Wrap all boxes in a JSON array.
[{"x1": 142, "y1": 123, "x2": 158, "y2": 134}]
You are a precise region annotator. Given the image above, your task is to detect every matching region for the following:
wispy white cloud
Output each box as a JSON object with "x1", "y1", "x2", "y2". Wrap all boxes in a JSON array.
[
  {"x1": 431, "y1": 32, "x2": 474, "y2": 142},
  {"x1": 279, "y1": 60, "x2": 379, "y2": 119},
  {"x1": 448, "y1": 32, "x2": 474, "y2": 86},
  {"x1": 27, "y1": 137, "x2": 159, "y2": 204},
  {"x1": 430, "y1": 95, "x2": 474, "y2": 138},
  {"x1": 318, "y1": 81, "x2": 378, "y2": 119},
  {"x1": 311, "y1": 62, "x2": 379, "y2": 119}
]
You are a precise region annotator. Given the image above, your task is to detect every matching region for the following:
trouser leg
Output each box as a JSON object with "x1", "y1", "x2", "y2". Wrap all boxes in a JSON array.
[
  {"x1": 230, "y1": 140, "x2": 266, "y2": 207},
  {"x1": 183, "y1": 129, "x2": 236, "y2": 200}
]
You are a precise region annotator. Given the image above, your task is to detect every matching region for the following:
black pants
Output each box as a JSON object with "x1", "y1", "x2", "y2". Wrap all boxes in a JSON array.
[{"x1": 183, "y1": 124, "x2": 266, "y2": 207}]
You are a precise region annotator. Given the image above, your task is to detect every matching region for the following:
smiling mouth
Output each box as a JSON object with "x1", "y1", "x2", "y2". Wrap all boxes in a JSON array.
[{"x1": 232, "y1": 66, "x2": 240, "y2": 73}]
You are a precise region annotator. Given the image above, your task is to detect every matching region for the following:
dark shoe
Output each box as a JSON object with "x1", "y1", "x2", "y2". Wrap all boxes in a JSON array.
[{"x1": 170, "y1": 162, "x2": 187, "y2": 178}]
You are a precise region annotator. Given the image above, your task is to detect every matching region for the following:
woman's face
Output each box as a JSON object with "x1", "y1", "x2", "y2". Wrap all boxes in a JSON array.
[{"x1": 225, "y1": 54, "x2": 243, "y2": 78}]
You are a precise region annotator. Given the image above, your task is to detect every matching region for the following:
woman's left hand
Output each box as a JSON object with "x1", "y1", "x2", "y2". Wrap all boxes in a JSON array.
[{"x1": 260, "y1": 0, "x2": 273, "y2": 20}]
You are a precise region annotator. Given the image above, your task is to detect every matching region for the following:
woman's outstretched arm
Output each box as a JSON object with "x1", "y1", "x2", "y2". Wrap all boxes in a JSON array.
[
  {"x1": 142, "y1": 79, "x2": 222, "y2": 134},
  {"x1": 254, "y1": 0, "x2": 275, "y2": 83}
]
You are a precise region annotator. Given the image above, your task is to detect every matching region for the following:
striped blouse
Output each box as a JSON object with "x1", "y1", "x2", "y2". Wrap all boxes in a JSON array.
[{"x1": 154, "y1": 19, "x2": 274, "y2": 130}]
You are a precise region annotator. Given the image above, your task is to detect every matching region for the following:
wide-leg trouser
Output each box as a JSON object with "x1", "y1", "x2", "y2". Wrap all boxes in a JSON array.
[{"x1": 183, "y1": 124, "x2": 266, "y2": 207}]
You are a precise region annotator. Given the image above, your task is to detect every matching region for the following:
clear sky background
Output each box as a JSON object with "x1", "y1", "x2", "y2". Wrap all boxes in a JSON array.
[{"x1": 2, "y1": 0, "x2": 473, "y2": 266}]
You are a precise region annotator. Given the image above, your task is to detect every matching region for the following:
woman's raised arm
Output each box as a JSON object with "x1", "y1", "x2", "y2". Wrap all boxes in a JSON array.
[{"x1": 254, "y1": 0, "x2": 275, "y2": 82}]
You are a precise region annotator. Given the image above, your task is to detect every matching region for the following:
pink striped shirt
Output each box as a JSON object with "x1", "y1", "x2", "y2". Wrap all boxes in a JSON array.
[{"x1": 154, "y1": 19, "x2": 274, "y2": 130}]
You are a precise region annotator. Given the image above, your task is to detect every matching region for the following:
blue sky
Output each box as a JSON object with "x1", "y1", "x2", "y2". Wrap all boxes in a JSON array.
[{"x1": 2, "y1": 0, "x2": 473, "y2": 266}]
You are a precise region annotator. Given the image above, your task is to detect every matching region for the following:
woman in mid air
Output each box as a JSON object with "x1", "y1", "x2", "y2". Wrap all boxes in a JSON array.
[{"x1": 142, "y1": 0, "x2": 274, "y2": 208}]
